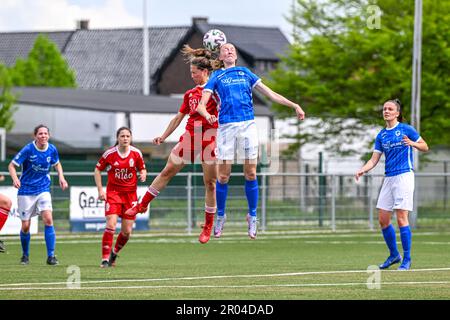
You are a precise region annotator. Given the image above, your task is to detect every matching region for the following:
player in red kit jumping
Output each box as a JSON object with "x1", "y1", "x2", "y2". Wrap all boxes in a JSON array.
[
  {"x1": 94, "y1": 127, "x2": 147, "y2": 267},
  {"x1": 125, "y1": 45, "x2": 218, "y2": 244}
]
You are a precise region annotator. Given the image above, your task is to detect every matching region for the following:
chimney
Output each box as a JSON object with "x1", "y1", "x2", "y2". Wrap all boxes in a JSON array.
[
  {"x1": 192, "y1": 17, "x2": 208, "y2": 25},
  {"x1": 76, "y1": 20, "x2": 90, "y2": 30}
]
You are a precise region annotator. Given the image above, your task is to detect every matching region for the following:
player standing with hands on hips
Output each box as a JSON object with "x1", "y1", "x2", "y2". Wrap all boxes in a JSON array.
[
  {"x1": 196, "y1": 42, "x2": 305, "y2": 239},
  {"x1": 8, "y1": 124, "x2": 68, "y2": 265},
  {"x1": 356, "y1": 99, "x2": 428, "y2": 270}
]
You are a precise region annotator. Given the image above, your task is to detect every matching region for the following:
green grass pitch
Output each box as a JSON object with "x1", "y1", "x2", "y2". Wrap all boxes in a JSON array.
[{"x1": 1, "y1": 230, "x2": 450, "y2": 300}]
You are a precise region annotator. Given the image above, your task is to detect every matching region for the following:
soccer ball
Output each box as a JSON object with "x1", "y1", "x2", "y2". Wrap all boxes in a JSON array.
[{"x1": 202, "y1": 29, "x2": 227, "y2": 51}]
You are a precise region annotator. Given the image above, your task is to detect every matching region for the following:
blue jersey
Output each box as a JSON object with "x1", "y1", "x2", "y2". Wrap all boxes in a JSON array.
[
  {"x1": 12, "y1": 142, "x2": 60, "y2": 195},
  {"x1": 204, "y1": 66, "x2": 261, "y2": 124},
  {"x1": 374, "y1": 123, "x2": 421, "y2": 177}
]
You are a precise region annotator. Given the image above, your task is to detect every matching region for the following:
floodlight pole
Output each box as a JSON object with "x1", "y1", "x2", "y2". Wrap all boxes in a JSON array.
[
  {"x1": 410, "y1": 0, "x2": 422, "y2": 228},
  {"x1": 143, "y1": 0, "x2": 150, "y2": 96}
]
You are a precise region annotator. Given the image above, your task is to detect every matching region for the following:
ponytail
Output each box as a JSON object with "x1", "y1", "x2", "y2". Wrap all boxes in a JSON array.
[{"x1": 181, "y1": 45, "x2": 213, "y2": 72}]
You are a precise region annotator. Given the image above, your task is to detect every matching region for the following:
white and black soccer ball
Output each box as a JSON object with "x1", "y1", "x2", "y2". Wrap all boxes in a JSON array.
[{"x1": 202, "y1": 29, "x2": 227, "y2": 52}]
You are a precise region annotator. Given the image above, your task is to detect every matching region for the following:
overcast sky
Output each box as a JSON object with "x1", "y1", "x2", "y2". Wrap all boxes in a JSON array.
[{"x1": 0, "y1": 0, "x2": 295, "y2": 40}]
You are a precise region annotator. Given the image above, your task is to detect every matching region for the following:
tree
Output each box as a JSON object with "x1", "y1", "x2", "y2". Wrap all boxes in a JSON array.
[
  {"x1": 0, "y1": 64, "x2": 17, "y2": 131},
  {"x1": 267, "y1": 0, "x2": 450, "y2": 157},
  {"x1": 10, "y1": 34, "x2": 76, "y2": 87}
]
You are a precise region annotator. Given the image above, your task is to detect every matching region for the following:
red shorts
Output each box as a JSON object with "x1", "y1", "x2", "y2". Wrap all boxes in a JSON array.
[
  {"x1": 171, "y1": 129, "x2": 217, "y2": 163},
  {"x1": 105, "y1": 190, "x2": 138, "y2": 221}
]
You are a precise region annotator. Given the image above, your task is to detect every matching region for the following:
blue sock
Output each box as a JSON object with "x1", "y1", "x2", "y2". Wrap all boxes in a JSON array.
[
  {"x1": 399, "y1": 225, "x2": 412, "y2": 261},
  {"x1": 216, "y1": 181, "x2": 228, "y2": 217},
  {"x1": 20, "y1": 231, "x2": 30, "y2": 257},
  {"x1": 45, "y1": 225, "x2": 56, "y2": 257},
  {"x1": 381, "y1": 224, "x2": 399, "y2": 257},
  {"x1": 245, "y1": 179, "x2": 259, "y2": 217}
]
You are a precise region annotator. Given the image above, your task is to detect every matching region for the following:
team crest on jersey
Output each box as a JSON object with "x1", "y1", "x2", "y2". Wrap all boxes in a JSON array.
[
  {"x1": 129, "y1": 158, "x2": 135, "y2": 167},
  {"x1": 238, "y1": 71, "x2": 245, "y2": 76},
  {"x1": 395, "y1": 130, "x2": 401, "y2": 137},
  {"x1": 46, "y1": 157, "x2": 51, "y2": 163}
]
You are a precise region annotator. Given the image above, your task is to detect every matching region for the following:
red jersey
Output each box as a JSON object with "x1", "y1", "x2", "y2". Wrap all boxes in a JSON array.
[
  {"x1": 179, "y1": 85, "x2": 219, "y2": 132},
  {"x1": 96, "y1": 146, "x2": 146, "y2": 193}
]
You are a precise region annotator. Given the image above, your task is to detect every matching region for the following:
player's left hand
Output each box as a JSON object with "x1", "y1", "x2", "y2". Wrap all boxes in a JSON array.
[
  {"x1": 294, "y1": 104, "x2": 305, "y2": 120},
  {"x1": 60, "y1": 178, "x2": 68, "y2": 191},
  {"x1": 402, "y1": 135, "x2": 414, "y2": 147},
  {"x1": 140, "y1": 173, "x2": 147, "y2": 183},
  {"x1": 206, "y1": 114, "x2": 217, "y2": 125}
]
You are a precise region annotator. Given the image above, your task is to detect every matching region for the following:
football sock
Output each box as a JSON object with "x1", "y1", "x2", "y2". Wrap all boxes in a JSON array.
[
  {"x1": 399, "y1": 225, "x2": 412, "y2": 261},
  {"x1": 140, "y1": 186, "x2": 160, "y2": 208},
  {"x1": 114, "y1": 232, "x2": 129, "y2": 254},
  {"x1": 0, "y1": 207, "x2": 9, "y2": 231},
  {"x1": 216, "y1": 181, "x2": 228, "y2": 218},
  {"x1": 102, "y1": 227, "x2": 115, "y2": 260},
  {"x1": 205, "y1": 206, "x2": 216, "y2": 225},
  {"x1": 245, "y1": 179, "x2": 258, "y2": 217},
  {"x1": 20, "y1": 231, "x2": 30, "y2": 257},
  {"x1": 44, "y1": 225, "x2": 56, "y2": 257},
  {"x1": 382, "y1": 224, "x2": 399, "y2": 257}
]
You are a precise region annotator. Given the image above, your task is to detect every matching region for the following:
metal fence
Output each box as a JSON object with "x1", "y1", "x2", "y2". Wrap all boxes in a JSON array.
[{"x1": 1, "y1": 171, "x2": 449, "y2": 233}]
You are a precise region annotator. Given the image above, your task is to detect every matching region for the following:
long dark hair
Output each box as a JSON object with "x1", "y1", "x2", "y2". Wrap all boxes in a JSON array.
[
  {"x1": 114, "y1": 126, "x2": 132, "y2": 146},
  {"x1": 181, "y1": 45, "x2": 213, "y2": 72},
  {"x1": 386, "y1": 98, "x2": 403, "y2": 122}
]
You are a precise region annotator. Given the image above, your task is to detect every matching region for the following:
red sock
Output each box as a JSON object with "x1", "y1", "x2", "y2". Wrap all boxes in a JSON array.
[
  {"x1": 0, "y1": 207, "x2": 9, "y2": 231},
  {"x1": 114, "y1": 232, "x2": 129, "y2": 254},
  {"x1": 140, "y1": 186, "x2": 160, "y2": 208},
  {"x1": 102, "y1": 228, "x2": 115, "y2": 260},
  {"x1": 204, "y1": 206, "x2": 216, "y2": 228}
]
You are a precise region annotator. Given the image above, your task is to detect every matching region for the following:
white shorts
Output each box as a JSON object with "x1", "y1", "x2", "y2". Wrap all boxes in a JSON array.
[
  {"x1": 376, "y1": 172, "x2": 415, "y2": 212},
  {"x1": 17, "y1": 192, "x2": 53, "y2": 221},
  {"x1": 217, "y1": 120, "x2": 259, "y2": 161}
]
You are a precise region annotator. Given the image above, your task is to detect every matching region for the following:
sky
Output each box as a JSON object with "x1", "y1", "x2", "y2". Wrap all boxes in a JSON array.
[{"x1": 0, "y1": 0, "x2": 296, "y2": 40}]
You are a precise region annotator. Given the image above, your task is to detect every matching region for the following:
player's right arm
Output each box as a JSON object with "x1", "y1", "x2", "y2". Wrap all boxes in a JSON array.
[
  {"x1": 8, "y1": 162, "x2": 20, "y2": 189},
  {"x1": 197, "y1": 91, "x2": 217, "y2": 125},
  {"x1": 153, "y1": 112, "x2": 186, "y2": 145},
  {"x1": 94, "y1": 168, "x2": 106, "y2": 201},
  {"x1": 355, "y1": 152, "x2": 382, "y2": 181}
]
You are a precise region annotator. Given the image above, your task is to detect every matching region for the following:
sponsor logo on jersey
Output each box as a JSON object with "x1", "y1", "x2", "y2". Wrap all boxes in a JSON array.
[{"x1": 114, "y1": 161, "x2": 119, "y2": 167}]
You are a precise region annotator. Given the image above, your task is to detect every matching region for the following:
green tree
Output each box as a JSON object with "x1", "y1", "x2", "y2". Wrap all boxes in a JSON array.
[
  {"x1": 268, "y1": 0, "x2": 450, "y2": 156},
  {"x1": 0, "y1": 64, "x2": 17, "y2": 130},
  {"x1": 10, "y1": 34, "x2": 76, "y2": 87}
]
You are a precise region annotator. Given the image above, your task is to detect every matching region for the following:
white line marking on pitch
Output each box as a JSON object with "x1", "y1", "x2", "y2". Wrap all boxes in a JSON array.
[
  {"x1": 1, "y1": 267, "x2": 449, "y2": 289},
  {"x1": 1, "y1": 281, "x2": 450, "y2": 291}
]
